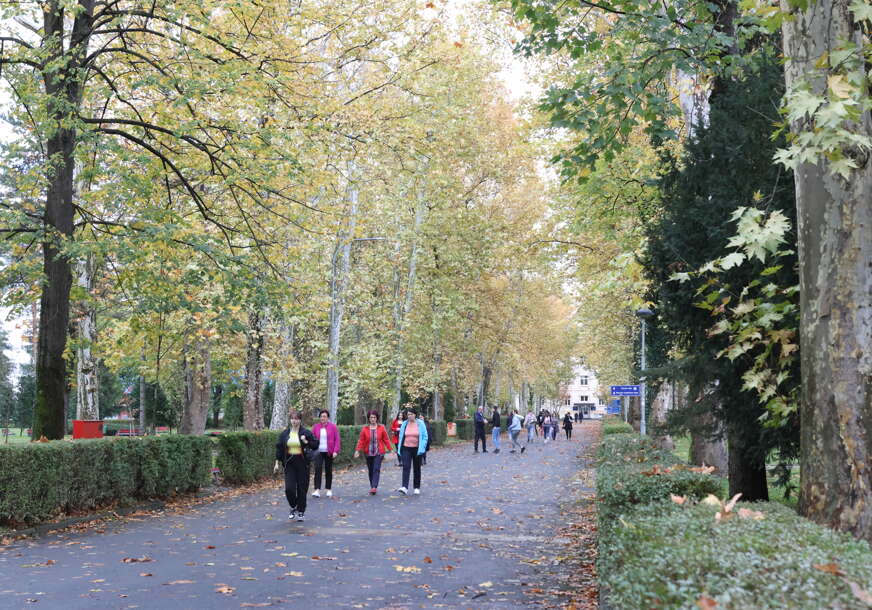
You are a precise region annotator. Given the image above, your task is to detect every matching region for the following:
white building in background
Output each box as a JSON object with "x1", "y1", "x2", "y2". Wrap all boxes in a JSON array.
[{"x1": 546, "y1": 364, "x2": 605, "y2": 419}]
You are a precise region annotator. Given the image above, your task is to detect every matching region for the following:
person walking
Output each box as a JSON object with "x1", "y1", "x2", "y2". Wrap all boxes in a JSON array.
[
  {"x1": 390, "y1": 410, "x2": 405, "y2": 466},
  {"x1": 354, "y1": 410, "x2": 393, "y2": 495},
  {"x1": 490, "y1": 405, "x2": 502, "y2": 454},
  {"x1": 274, "y1": 411, "x2": 317, "y2": 522},
  {"x1": 563, "y1": 412, "x2": 574, "y2": 440},
  {"x1": 524, "y1": 411, "x2": 536, "y2": 444},
  {"x1": 473, "y1": 405, "x2": 488, "y2": 453},
  {"x1": 508, "y1": 409, "x2": 526, "y2": 453},
  {"x1": 542, "y1": 410, "x2": 552, "y2": 443},
  {"x1": 397, "y1": 408, "x2": 429, "y2": 495},
  {"x1": 311, "y1": 409, "x2": 341, "y2": 498},
  {"x1": 551, "y1": 413, "x2": 559, "y2": 440},
  {"x1": 421, "y1": 414, "x2": 432, "y2": 466}
]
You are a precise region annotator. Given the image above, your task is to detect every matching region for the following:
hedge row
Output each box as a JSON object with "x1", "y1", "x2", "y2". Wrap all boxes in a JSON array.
[
  {"x1": 216, "y1": 422, "x2": 449, "y2": 485},
  {"x1": 598, "y1": 433, "x2": 872, "y2": 608},
  {"x1": 601, "y1": 418, "x2": 634, "y2": 435},
  {"x1": 0, "y1": 435, "x2": 212, "y2": 525}
]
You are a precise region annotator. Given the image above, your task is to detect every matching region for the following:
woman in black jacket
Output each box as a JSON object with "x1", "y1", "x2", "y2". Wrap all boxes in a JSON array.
[
  {"x1": 563, "y1": 412, "x2": 574, "y2": 440},
  {"x1": 274, "y1": 411, "x2": 317, "y2": 522}
]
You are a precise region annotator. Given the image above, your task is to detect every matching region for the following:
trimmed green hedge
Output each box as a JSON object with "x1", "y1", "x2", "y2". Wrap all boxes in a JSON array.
[
  {"x1": 0, "y1": 435, "x2": 212, "y2": 525},
  {"x1": 597, "y1": 433, "x2": 725, "y2": 517},
  {"x1": 427, "y1": 420, "x2": 447, "y2": 446},
  {"x1": 597, "y1": 432, "x2": 872, "y2": 608},
  {"x1": 602, "y1": 420, "x2": 634, "y2": 435}
]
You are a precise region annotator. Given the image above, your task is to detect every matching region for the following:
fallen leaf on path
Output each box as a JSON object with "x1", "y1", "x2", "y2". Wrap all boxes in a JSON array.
[
  {"x1": 423, "y1": 556, "x2": 432, "y2": 563},
  {"x1": 311, "y1": 556, "x2": 336, "y2": 561},
  {"x1": 394, "y1": 565, "x2": 421, "y2": 573},
  {"x1": 479, "y1": 581, "x2": 493, "y2": 587},
  {"x1": 215, "y1": 585, "x2": 235, "y2": 594},
  {"x1": 284, "y1": 571, "x2": 304, "y2": 577},
  {"x1": 139, "y1": 572, "x2": 153, "y2": 577},
  {"x1": 165, "y1": 580, "x2": 194, "y2": 585},
  {"x1": 122, "y1": 556, "x2": 152, "y2": 563}
]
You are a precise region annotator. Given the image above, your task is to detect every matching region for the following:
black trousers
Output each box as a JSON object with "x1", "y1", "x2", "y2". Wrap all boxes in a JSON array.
[
  {"x1": 474, "y1": 426, "x2": 486, "y2": 451},
  {"x1": 366, "y1": 454, "x2": 384, "y2": 488},
  {"x1": 401, "y1": 446, "x2": 422, "y2": 489},
  {"x1": 313, "y1": 452, "x2": 333, "y2": 489},
  {"x1": 284, "y1": 455, "x2": 310, "y2": 514},
  {"x1": 565, "y1": 428, "x2": 572, "y2": 439}
]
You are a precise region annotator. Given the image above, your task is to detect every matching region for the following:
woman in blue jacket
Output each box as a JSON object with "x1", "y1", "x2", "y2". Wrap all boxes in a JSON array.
[{"x1": 397, "y1": 408, "x2": 429, "y2": 496}]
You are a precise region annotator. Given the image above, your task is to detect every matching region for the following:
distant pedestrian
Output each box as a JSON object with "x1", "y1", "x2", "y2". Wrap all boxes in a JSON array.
[
  {"x1": 311, "y1": 410, "x2": 341, "y2": 498},
  {"x1": 421, "y1": 414, "x2": 432, "y2": 465},
  {"x1": 473, "y1": 405, "x2": 488, "y2": 453},
  {"x1": 397, "y1": 408, "x2": 429, "y2": 495},
  {"x1": 563, "y1": 412, "x2": 573, "y2": 440},
  {"x1": 274, "y1": 411, "x2": 317, "y2": 522},
  {"x1": 490, "y1": 406, "x2": 502, "y2": 454},
  {"x1": 354, "y1": 410, "x2": 393, "y2": 495},
  {"x1": 542, "y1": 411, "x2": 552, "y2": 443},
  {"x1": 551, "y1": 414, "x2": 558, "y2": 440},
  {"x1": 391, "y1": 411, "x2": 405, "y2": 466},
  {"x1": 524, "y1": 411, "x2": 536, "y2": 443},
  {"x1": 508, "y1": 409, "x2": 525, "y2": 453}
]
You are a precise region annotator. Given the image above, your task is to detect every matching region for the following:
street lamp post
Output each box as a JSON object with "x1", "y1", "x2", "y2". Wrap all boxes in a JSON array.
[{"x1": 636, "y1": 307, "x2": 654, "y2": 436}]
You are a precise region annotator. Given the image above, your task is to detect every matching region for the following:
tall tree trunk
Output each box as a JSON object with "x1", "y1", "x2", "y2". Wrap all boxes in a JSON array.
[
  {"x1": 33, "y1": 1, "x2": 95, "y2": 440},
  {"x1": 327, "y1": 165, "x2": 359, "y2": 421},
  {"x1": 75, "y1": 256, "x2": 99, "y2": 420},
  {"x1": 451, "y1": 368, "x2": 460, "y2": 416},
  {"x1": 650, "y1": 383, "x2": 674, "y2": 451},
  {"x1": 179, "y1": 339, "x2": 211, "y2": 435},
  {"x1": 727, "y1": 424, "x2": 768, "y2": 501},
  {"x1": 390, "y1": 189, "x2": 426, "y2": 417},
  {"x1": 781, "y1": 0, "x2": 872, "y2": 540},
  {"x1": 242, "y1": 311, "x2": 264, "y2": 431},
  {"x1": 689, "y1": 407, "x2": 729, "y2": 477},
  {"x1": 432, "y1": 352, "x2": 442, "y2": 421},
  {"x1": 271, "y1": 322, "x2": 294, "y2": 430}
]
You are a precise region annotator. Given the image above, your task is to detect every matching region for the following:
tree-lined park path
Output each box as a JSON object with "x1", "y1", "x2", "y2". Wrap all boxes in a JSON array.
[{"x1": 0, "y1": 424, "x2": 598, "y2": 609}]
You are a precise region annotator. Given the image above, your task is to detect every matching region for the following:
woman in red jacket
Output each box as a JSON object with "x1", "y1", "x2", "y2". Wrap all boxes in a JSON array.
[
  {"x1": 355, "y1": 411, "x2": 394, "y2": 495},
  {"x1": 390, "y1": 411, "x2": 405, "y2": 466}
]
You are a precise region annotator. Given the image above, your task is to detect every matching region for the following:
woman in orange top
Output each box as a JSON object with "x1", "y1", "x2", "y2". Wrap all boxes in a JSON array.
[
  {"x1": 354, "y1": 411, "x2": 394, "y2": 495},
  {"x1": 390, "y1": 410, "x2": 405, "y2": 467}
]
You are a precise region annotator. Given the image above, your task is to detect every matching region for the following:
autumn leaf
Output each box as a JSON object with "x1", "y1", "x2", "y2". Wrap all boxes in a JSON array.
[
  {"x1": 670, "y1": 494, "x2": 687, "y2": 505},
  {"x1": 737, "y1": 508, "x2": 765, "y2": 521},
  {"x1": 423, "y1": 556, "x2": 433, "y2": 563},
  {"x1": 394, "y1": 565, "x2": 422, "y2": 573},
  {"x1": 697, "y1": 594, "x2": 718, "y2": 609},
  {"x1": 215, "y1": 585, "x2": 235, "y2": 594},
  {"x1": 813, "y1": 563, "x2": 844, "y2": 576},
  {"x1": 121, "y1": 556, "x2": 152, "y2": 563}
]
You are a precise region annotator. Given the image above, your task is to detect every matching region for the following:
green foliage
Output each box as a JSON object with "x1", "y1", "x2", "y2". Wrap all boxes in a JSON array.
[
  {"x1": 597, "y1": 434, "x2": 725, "y2": 518},
  {"x1": 0, "y1": 435, "x2": 211, "y2": 525},
  {"x1": 215, "y1": 430, "x2": 280, "y2": 485},
  {"x1": 427, "y1": 420, "x2": 447, "y2": 447},
  {"x1": 672, "y1": 207, "x2": 800, "y2": 425},
  {"x1": 599, "y1": 501, "x2": 872, "y2": 609},
  {"x1": 453, "y1": 418, "x2": 475, "y2": 440},
  {"x1": 602, "y1": 420, "x2": 634, "y2": 435},
  {"x1": 12, "y1": 365, "x2": 35, "y2": 429}
]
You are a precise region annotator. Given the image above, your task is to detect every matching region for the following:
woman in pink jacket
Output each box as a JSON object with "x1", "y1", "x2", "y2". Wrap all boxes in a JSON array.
[{"x1": 311, "y1": 410, "x2": 341, "y2": 498}]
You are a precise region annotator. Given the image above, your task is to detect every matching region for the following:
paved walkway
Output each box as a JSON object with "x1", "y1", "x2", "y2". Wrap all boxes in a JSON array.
[{"x1": 0, "y1": 422, "x2": 598, "y2": 609}]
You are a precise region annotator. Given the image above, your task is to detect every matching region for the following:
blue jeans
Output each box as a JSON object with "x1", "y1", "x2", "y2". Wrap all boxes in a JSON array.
[
  {"x1": 491, "y1": 427, "x2": 501, "y2": 449},
  {"x1": 526, "y1": 424, "x2": 535, "y2": 442}
]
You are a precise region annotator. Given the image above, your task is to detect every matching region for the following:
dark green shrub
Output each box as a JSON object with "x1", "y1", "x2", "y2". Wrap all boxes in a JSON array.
[
  {"x1": 599, "y1": 501, "x2": 872, "y2": 609},
  {"x1": 427, "y1": 420, "x2": 447, "y2": 446},
  {"x1": 0, "y1": 435, "x2": 212, "y2": 525},
  {"x1": 602, "y1": 420, "x2": 634, "y2": 435},
  {"x1": 597, "y1": 433, "x2": 725, "y2": 517},
  {"x1": 454, "y1": 419, "x2": 475, "y2": 440},
  {"x1": 214, "y1": 430, "x2": 280, "y2": 485}
]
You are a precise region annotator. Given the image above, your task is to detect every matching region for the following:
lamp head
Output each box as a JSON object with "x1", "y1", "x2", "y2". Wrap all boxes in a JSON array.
[{"x1": 635, "y1": 307, "x2": 654, "y2": 318}]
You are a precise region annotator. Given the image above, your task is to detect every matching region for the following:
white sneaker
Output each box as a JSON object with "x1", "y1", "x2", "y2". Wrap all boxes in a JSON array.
[
  {"x1": 413, "y1": 488, "x2": 420, "y2": 495},
  {"x1": 296, "y1": 513, "x2": 305, "y2": 522},
  {"x1": 325, "y1": 490, "x2": 333, "y2": 498},
  {"x1": 398, "y1": 487, "x2": 408, "y2": 495},
  {"x1": 311, "y1": 489, "x2": 320, "y2": 497},
  {"x1": 288, "y1": 510, "x2": 296, "y2": 521}
]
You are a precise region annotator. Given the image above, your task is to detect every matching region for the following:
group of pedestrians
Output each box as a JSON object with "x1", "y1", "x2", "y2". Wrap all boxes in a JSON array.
[
  {"x1": 474, "y1": 404, "x2": 577, "y2": 454},
  {"x1": 273, "y1": 408, "x2": 430, "y2": 522},
  {"x1": 273, "y1": 405, "x2": 578, "y2": 522}
]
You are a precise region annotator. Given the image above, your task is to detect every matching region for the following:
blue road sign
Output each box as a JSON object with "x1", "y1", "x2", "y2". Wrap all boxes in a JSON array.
[{"x1": 610, "y1": 385, "x2": 641, "y2": 396}]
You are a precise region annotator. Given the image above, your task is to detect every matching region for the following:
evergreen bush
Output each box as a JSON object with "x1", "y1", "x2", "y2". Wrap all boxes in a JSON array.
[
  {"x1": 0, "y1": 435, "x2": 211, "y2": 525},
  {"x1": 597, "y1": 432, "x2": 872, "y2": 608}
]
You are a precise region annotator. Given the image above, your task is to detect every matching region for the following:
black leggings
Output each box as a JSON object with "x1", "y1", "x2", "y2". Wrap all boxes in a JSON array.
[
  {"x1": 313, "y1": 452, "x2": 333, "y2": 489},
  {"x1": 284, "y1": 455, "x2": 310, "y2": 514},
  {"x1": 565, "y1": 428, "x2": 571, "y2": 439},
  {"x1": 401, "y1": 446, "x2": 422, "y2": 489}
]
